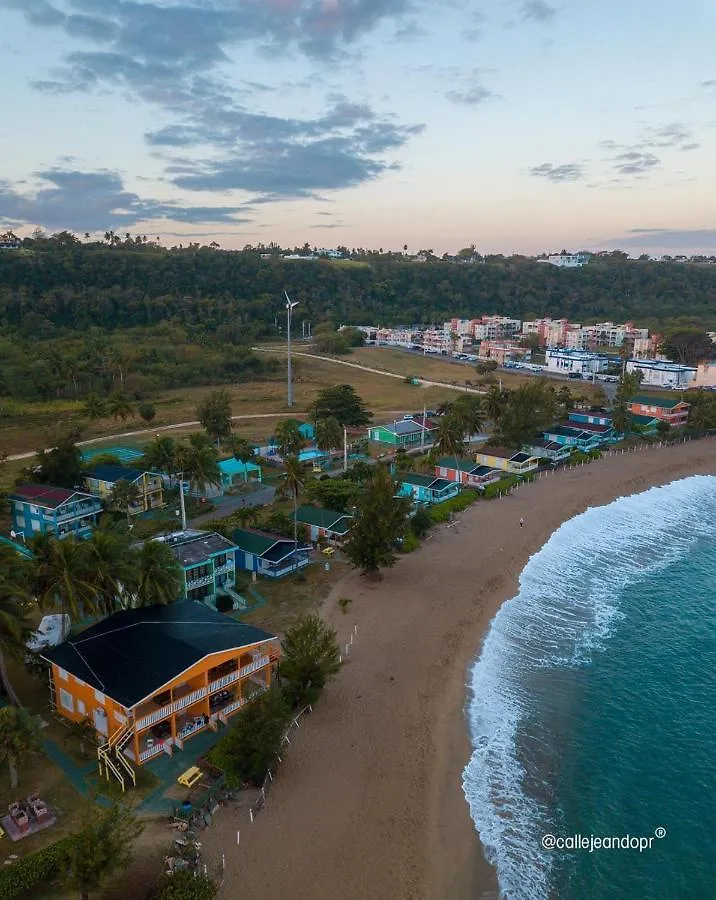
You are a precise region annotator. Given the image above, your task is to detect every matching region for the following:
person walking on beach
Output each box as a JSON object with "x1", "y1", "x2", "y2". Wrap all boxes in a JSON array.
[{"x1": 519, "y1": 517, "x2": 524, "y2": 528}]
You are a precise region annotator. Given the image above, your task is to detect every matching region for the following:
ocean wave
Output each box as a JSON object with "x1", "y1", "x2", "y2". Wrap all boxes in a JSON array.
[{"x1": 462, "y1": 475, "x2": 716, "y2": 900}]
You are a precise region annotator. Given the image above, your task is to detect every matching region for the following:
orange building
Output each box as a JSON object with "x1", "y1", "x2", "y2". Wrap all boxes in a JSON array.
[
  {"x1": 42, "y1": 601, "x2": 278, "y2": 789},
  {"x1": 628, "y1": 395, "x2": 690, "y2": 428}
]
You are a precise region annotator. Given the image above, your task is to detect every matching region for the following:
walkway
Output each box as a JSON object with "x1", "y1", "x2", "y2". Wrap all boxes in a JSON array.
[{"x1": 42, "y1": 739, "x2": 112, "y2": 807}]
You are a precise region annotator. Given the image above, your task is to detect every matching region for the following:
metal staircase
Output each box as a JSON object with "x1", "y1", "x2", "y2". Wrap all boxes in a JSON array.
[{"x1": 97, "y1": 721, "x2": 137, "y2": 792}]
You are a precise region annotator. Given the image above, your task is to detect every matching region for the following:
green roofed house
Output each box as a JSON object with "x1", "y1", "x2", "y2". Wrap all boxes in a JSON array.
[
  {"x1": 434, "y1": 457, "x2": 502, "y2": 488},
  {"x1": 368, "y1": 417, "x2": 438, "y2": 447},
  {"x1": 396, "y1": 472, "x2": 460, "y2": 505},
  {"x1": 628, "y1": 395, "x2": 690, "y2": 428},
  {"x1": 218, "y1": 457, "x2": 262, "y2": 488},
  {"x1": 294, "y1": 504, "x2": 354, "y2": 544},
  {"x1": 629, "y1": 414, "x2": 660, "y2": 434},
  {"x1": 232, "y1": 528, "x2": 313, "y2": 578}
]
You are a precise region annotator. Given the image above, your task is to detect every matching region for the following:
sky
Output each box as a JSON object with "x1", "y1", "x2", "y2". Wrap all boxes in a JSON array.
[{"x1": 1, "y1": 0, "x2": 715, "y2": 256}]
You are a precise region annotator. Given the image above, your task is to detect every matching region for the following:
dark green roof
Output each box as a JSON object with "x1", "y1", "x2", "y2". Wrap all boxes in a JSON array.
[
  {"x1": 437, "y1": 457, "x2": 479, "y2": 473},
  {"x1": 630, "y1": 414, "x2": 659, "y2": 426},
  {"x1": 42, "y1": 601, "x2": 274, "y2": 709},
  {"x1": 294, "y1": 505, "x2": 353, "y2": 534},
  {"x1": 399, "y1": 472, "x2": 455, "y2": 490},
  {"x1": 630, "y1": 395, "x2": 689, "y2": 410},
  {"x1": 232, "y1": 528, "x2": 286, "y2": 555}
]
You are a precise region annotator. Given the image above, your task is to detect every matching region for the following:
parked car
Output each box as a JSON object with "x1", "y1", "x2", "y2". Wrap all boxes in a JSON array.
[{"x1": 568, "y1": 372, "x2": 583, "y2": 379}]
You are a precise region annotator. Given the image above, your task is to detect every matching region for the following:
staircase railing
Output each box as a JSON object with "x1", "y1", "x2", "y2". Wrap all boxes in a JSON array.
[{"x1": 97, "y1": 720, "x2": 136, "y2": 791}]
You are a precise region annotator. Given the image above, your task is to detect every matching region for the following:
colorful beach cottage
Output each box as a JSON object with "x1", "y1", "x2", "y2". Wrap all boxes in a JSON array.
[
  {"x1": 155, "y1": 530, "x2": 241, "y2": 605},
  {"x1": 232, "y1": 528, "x2": 313, "y2": 578},
  {"x1": 294, "y1": 505, "x2": 354, "y2": 544},
  {"x1": 218, "y1": 457, "x2": 262, "y2": 488},
  {"x1": 83, "y1": 464, "x2": 164, "y2": 516},
  {"x1": 41, "y1": 601, "x2": 278, "y2": 781},
  {"x1": 368, "y1": 417, "x2": 438, "y2": 447},
  {"x1": 474, "y1": 447, "x2": 539, "y2": 475},
  {"x1": 434, "y1": 457, "x2": 502, "y2": 488},
  {"x1": 527, "y1": 440, "x2": 573, "y2": 464},
  {"x1": 396, "y1": 472, "x2": 461, "y2": 505},
  {"x1": 8, "y1": 484, "x2": 103, "y2": 540},
  {"x1": 540, "y1": 425, "x2": 604, "y2": 452},
  {"x1": 628, "y1": 395, "x2": 690, "y2": 428}
]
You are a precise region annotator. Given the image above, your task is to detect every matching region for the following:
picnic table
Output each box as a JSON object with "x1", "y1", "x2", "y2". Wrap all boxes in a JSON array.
[{"x1": 177, "y1": 767, "x2": 203, "y2": 788}]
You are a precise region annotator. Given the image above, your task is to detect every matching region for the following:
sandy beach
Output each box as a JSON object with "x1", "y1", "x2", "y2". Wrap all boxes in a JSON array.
[{"x1": 200, "y1": 440, "x2": 716, "y2": 900}]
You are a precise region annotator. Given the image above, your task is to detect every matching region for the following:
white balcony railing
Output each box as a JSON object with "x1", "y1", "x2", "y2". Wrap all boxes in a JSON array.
[
  {"x1": 208, "y1": 655, "x2": 270, "y2": 693},
  {"x1": 187, "y1": 573, "x2": 214, "y2": 590},
  {"x1": 214, "y1": 560, "x2": 234, "y2": 576},
  {"x1": 56, "y1": 504, "x2": 101, "y2": 523},
  {"x1": 139, "y1": 743, "x2": 165, "y2": 762},
  {"x1": 173, "y1": 685, "x2": 208, "y2": 712},
  {"x1": 219, "y1": 697, "x2": 247, "y2": 719}
]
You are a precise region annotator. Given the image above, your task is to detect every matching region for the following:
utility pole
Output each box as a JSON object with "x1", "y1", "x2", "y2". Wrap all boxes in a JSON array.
[
  {"x1": 178, "y1": 471, "x2": 187, "y2": 531},
  {"x1": 420, "y1": 404, "x2": 426, "y2": 449},
  {"x1": 343, "y1": 426, "x2": 348, "y2": 472},
  {"x1": 284, "y1": 291, "x2": 299, "y2": 408}
]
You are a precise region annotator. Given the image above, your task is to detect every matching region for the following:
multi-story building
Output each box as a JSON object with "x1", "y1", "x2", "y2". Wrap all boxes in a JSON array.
[
  {"x1": 625, "y1": 359, "x2": 696, "y2": 389},
  {"x1": 628, "y1": 396, "x2": 690, "y2": 428},
  {"x1": 521, "y1": 318, "x2": 575, "y2": 348},
  {"x1": 155, "y1": 530, "x2": 241, "y2": 605},
  {"x1": 42, "y1": 601, "x2": 278, "y2": 779},
  {"x1": 8, "y1": 484, "x2": 102, "y2": 540},
  {"x1": 376, "y1": 327, "x2": 418, "y2": 348},
  {"x1": 0, "y1": 231, "x2": 22, "y2": 250},
  {"x1": 83, "y1": 464, "x2": 164, "y2": 517},
  {"x1": 472, "y1": 316, "x2": 522, "y2": 340},
  {"x1": 477, "y1": 340, "x2": 528, "y2": 365},
  {"x1": 545, "y1": 349, "x2": 610, "y2": 375},
  {"x1": 539, "y1": 252, "x2": 591, "y2": 267}
]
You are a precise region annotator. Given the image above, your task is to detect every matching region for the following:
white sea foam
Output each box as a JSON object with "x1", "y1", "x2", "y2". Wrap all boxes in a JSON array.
[{"x1": 462, "y1": 475, "x2": 716, "y2": 900}]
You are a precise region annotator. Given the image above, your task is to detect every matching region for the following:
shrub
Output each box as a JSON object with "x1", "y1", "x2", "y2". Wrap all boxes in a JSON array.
[
  {"x1": 215, "y1": 593, "x2": 234, "y2": 613},
  {"x1": 481, "y1": 477, "x2": 520, "y2": 499},
  {"x1": 280, "y1": 614, "x2": 341, "y2": 707},
  {"x1": 409, "y1": 507, "x2": 433, "y2": 538},
  {"x1": 155, "y1": 870, "x2": 218, "y2": 899},
  {"x1": 337, "y1": 596, "x2": 352, "y2": 614},
  {"x1": 0, "y1": 835, "x2": 74, "y2": 899},
  {"x1": 428, "y1": 490, "x2": 479, "y2": 523},
  {"x1": 400, "y1": 532, "x2": 420, "y2": 553}
]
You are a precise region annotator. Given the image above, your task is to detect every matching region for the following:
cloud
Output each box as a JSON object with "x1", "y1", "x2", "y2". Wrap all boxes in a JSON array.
[
  {"x1": 520, "y1": 1, "x2": 557, "y2": 23},
  {"x1": 445, "y1": 84, "x2": 497, "y2": 106},
  {"x1": 0, "y1": 169, "x2": 253, "y2": 232},
  {"x1": 613, "y1": 150, "x2": 660, "y2": 175},
  {"x1": 529, "y1": 162, "x2": 584, "y2": 182},
  {"x1": 700, "y1": 80, "x2": 716, "y2": 88},
  {"x1": 608, "y1": 228, "x2": 716, "y2": 250}
]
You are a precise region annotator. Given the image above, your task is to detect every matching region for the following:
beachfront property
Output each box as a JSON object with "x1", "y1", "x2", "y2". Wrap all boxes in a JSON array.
[
  {"x1": 368, "y1": 417, "x2": 438, "y2": 447},
  {"x1": 434, "y1": 457, "x2": 503, "y2": 488},
  {"x1": 545, "y1": 349, "x2": 610, "y2": 376},
  {"x1": 218, "y1": 457, "x2": 262, "y2": 489},
  {"x1": 42, "y1": 601, "x2": 278, "y2": 774},
  {"x1": 294, "y1": 504, "x2": 354, "y2": 544},
  {"x1": 474, "y1": 447, "x2": 539, "y2": 475},
  {"x1": 630, "y1": 414, "x2": 660, "y2": 434},
  {"x1": 232, "y1": 528, "x2": 313, "y2": 578},
  {"x1": 541, "y1": 425, "x2": 604, "y2": 452},
  {"x1": 83, "y1": 464, "x2": 164, "y2": 516},
  {"x1": 625, "y1": 358, "x2": 696, "y2": 389},
  {"x1": 528, "y1": 440, "x2": 574, "y2": 464},
  {"x1": 628, "y1": 395, "x2": 690, "y2": 428},
  {"x1": 8, "y1": 484, "x2": 103, "y2": 540},
  {"x1": 568, "y1": 411, "x2": 613, "y2": 428},
  {"x1": 154, "y1": 530, "x2": 240, "y2": 605},
  {"x1": 396, "y1": 472, "x2": 461, "y2": 505}
]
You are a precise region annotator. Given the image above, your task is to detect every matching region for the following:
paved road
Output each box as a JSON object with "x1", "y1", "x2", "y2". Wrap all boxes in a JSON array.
[{"x1": 189, "y1": 485, "x2": 278, "y2": 525}]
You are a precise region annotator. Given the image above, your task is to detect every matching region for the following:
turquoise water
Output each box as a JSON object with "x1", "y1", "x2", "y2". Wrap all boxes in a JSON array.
[
  {"x1": 463, "y1": 475, "x2": 716, "y2": 899},
  {"x1": 81, "y1": 445, "x2": 144, "y2": 462}
]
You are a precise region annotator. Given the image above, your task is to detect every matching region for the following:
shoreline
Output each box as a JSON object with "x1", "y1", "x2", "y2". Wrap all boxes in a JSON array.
[{"x1": 200, "y1": 440, "x2": 716, "y2": 900}]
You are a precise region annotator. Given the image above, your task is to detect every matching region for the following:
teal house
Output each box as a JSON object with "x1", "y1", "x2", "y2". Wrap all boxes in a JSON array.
[
  {"x1": 157, "y1": 530, "x2": 241, "y2": 606},
  {"x1": 541, "y1": 425, "x2": 603, "y2": 452},
  {"x1": 294, "y1": 505, "x2": 354, "y2": 544},
  {"x1": 8, "y1": 483, "x2": 102, "y2": 540},
  {"x1": 368, "y1": 417, "x2": 438, "y2": 447},
  {"x1": 528, "y1": 440, "x2": 573, "y2": 464},
  {"x1": 396, "y1": 473, "x2": 460, "y2": 505},
  {"x1": 218, "y1": 457, "x2": 262, "y2": 488}
]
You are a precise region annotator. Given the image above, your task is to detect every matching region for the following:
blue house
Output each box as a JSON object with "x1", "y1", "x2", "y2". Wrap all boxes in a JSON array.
[
  {"x1": 8, "y1": 483, "x2": 102, "y2": 540},
  {"x1": 156, "y1": 530, "x2": 241, "y2": 606},
  {"x1": 232, "y1": 528, "x2": 313, "y2": 578},
  {"x1": 541, "y1": 425, "x2": 604, "y2": 452},
  {"x1": 396, "y1": 473, "x2": 461, "y2": 505},
  {"x1": 527, "y1": 440, "x2": 573, "y2": 464},
  {"x1": 568, "y1": 411, "x2": 613, "y2": 428}
]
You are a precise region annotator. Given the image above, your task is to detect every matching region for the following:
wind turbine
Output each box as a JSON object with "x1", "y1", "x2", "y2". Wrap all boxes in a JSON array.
[{"x1": 284, "y1": 291, "x2": 299, "y2": 408}]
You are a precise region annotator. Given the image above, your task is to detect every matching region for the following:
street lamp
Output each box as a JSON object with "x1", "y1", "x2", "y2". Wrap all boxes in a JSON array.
[{"x1": 284, "y1": 291, "x2": 299, "y2": 408}]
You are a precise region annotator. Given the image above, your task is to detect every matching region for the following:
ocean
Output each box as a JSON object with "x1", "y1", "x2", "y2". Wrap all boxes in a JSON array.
[{"x1": 463, "y1": 475, "x2": 716, "y2": 900}]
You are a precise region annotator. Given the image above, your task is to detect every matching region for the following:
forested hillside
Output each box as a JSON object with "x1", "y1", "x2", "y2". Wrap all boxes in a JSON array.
[{"x1": 1, "y1": 242, "x2": 716, "y2": 338}]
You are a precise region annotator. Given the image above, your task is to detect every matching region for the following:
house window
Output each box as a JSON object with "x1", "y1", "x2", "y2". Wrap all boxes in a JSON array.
[
  {"x1": 77, "y1": 699, "x2": 86, "y2": 715},
  {"x1": 94, "y1": 689, "x2": 105, "y2": 703},
  {"x1": 15, "y1": 515, "x2": 25, "y2": 527},
  {"x1": 57, "y1": 667, "x2": 68, "y2": 681},
  {"x1": 60, "y1": 689, "x2": 74, "y2": 712},
  {"x1": 32, "y1": 520, "x2": 41, "y2": 532}
]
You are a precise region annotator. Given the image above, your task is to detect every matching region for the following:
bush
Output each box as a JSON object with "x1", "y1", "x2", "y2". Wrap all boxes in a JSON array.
[
  {"x1": 428, "y1": 490, "x2": 479, "y2": 523},
  {"x1": 409, "y1": 507, "x2": 433, "y2": 538},
  {"x1": 215, "y1": 593, "x2": 234, "y2": 613},
  {"x1": 400, "y1": 532, "x2": 420, "y2": 553},
  {"x1": 0, "y1": 835, "x2": 74, "y2": 899},
  {"x1": 481, "y1": 477, "x2": 520, "y2": 499},
  {"x1": 155, "y1": 870, "x2": 218, "y2": 899}
]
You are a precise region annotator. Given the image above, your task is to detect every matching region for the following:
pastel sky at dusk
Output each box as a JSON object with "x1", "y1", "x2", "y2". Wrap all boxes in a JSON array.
[{"x1": 1, "y1": 0, "x2": 715, "y2": 255}]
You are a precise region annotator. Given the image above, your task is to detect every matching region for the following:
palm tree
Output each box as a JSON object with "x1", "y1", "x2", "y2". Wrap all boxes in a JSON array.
[
  {"x1": 394, "y1": 449, "x2": 415, "y2": 473},
  {"x1": 225, "y1": 435, "x2": 255, "y2": 464},
  {"x1": 84, "y1": 529, "x2": 133, "y2": 616},
  {"x1": 107, "y1": 391, "x2": 134, "y2": 422},
  {"x1": 128, "y1": 541, "x2": 182, "y2": 607},
  {"x1": 110, "y1": 479, "x2": 141, "y2": 527},
  {"x1": 234, "y1": 506, "x2": 260, "y2": 529},
  {"x1": 315, "y1": 417, "x2": 342, "y2": 453},
  {"x1": 274, "y1": 419, "x2": 304, "y2": 457},
  {"x1": 283, "y1": 455, "x2": 306, "y2": 548},
  {"x1": 435, "y1": 416, "x2": 465, "y2": 459},
  {"x1": 450, "y1": 396, "x2": 484, "y2": 440},
  {"x1": 484, "y1": 384, "x2": 509, "y2": 424},
  {"x1": 142, "y1": 435, "x2": 176, "y2": 473},
  {"x1": 183, "y1": 443, "x2": 221, "y2": 495},
  {"x1": 0, "y1": 548, "x2": 32, "y2": 706},
  {"x1": 63, "y1": 717, "x2": 97, "y2": 758},
  {"x1": 33, "y1": 537, "x2": 98, "y2": 622},
  {"x1": 0, "y1": 706, "x2": 42, "y2": 788},
  {"x1": 83, "y1": 394, "x2": 107, "y2": 420}
]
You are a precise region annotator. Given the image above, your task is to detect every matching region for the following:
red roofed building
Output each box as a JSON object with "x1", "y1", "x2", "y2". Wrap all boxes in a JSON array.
[{"x1": 9, "y1": 483, "x2": 103, "y2": 540}]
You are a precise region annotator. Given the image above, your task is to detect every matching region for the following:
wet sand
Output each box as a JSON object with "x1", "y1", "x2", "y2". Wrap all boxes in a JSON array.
[{"x1": 200, "y1": 440, "x2": 715, "y2": 900}]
